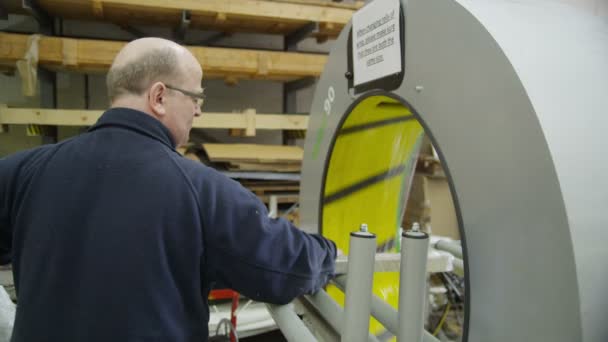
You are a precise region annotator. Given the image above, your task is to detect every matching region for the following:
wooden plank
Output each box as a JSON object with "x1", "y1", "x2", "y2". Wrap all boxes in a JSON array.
[
  {"x1": 258, "y1": 193, "x2": 299, "y2": 204},
  {"x1": 0, "y1": 107, "x2": 102, "y2": 126},
  {"x1": 267, "y1": 0, "x2": 364, "y2": 10},
  {"x1": 241, "y1": 180, "x2": 299, "y2": 186},
  {"x1": 203, "y1": 143, "x2": 303, "y2": 163},
  {"x1": 32, "y1": 0, "x2": 354, "y2": 38},
  {"x1": 194, "y1": 112, "x2": 308, "y2": 130},
  {"x1": 229, "y1": 162, "x2": 301, "y2": 172},
  {"x1": 0, "y1": 32, "x2": 327, "y2": 81},
  {"x1": 0, "y1": 107, "x2": 309, "y2": 130},
  {"x1": 0, "y1": 104, "x2": 7, "y2": 133},
  {"x1": 246, "y1": 184, "x2": 300, "y2": 192}
]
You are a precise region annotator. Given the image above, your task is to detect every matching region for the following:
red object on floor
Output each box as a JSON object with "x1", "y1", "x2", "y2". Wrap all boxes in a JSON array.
[{"x1": 209, "y1": 289, "x2": 240, "y2": 342}]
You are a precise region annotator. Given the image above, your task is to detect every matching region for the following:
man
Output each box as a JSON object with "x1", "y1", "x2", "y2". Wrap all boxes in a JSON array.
[{"x1": 0, "y1": 38, "x2": 336, "y2": 341}]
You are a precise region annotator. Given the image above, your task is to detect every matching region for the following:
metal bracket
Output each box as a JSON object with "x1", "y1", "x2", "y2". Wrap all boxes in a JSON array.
[
  {"x1": 22, "y1": 0, "x2": 52, "y2": 28},
  {"x1": 285, "y1": 77, "x2": 317, "y2": 94},
  {"x1": 119, "y1": 24, "x2": 147, "y2": 38},
  {"x1": 197, "y1": 32, "x2": 230, "y2": 46},
  {"x1": 173, "y1": 10, "x2": 191, "y2": 43},
  {"x1": 285, "y1": 22, "x2": 320, "y2": 51},
  {"x1": 283, "y1": 22, "x2": 320, "y2": 143},
  {"x1": 0, "y1": 3, "x2": 8, "y2": 20}
]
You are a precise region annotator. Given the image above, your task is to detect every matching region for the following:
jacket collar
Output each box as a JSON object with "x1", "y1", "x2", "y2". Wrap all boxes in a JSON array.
[{"x1": 88, "y1": 107, "x2": 177, "y2": 149}]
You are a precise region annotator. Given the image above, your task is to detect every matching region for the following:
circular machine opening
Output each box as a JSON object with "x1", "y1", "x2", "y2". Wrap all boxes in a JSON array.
[{"x1": 319, "y1": 92, "x2": 466, "y2": 341}]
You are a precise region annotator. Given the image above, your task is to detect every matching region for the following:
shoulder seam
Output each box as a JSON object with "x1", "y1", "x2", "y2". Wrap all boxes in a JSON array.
[{"x1": 163, "y1": 148, "x2": 203, "y2": 209}]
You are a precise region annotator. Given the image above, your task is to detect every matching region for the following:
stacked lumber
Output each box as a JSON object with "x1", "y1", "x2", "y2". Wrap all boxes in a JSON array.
[
  {"x1": 202, "y1": 143, "x2": 302, "y2": 172},
  {"x1": 4, "y1": 0, "x2": 360, "y2": 39},
  {"x1": 241, "y1": 180, "x2": 300, "y2": 195},
  {"x1": 0, "y1": 106, "x2": 309, "y2": 135},
  {"x1": 0, "y1": 32, "x2": 327, "y2": 81},
  {"x1": 178, "y1": 143, "x2": 303, "y2": 205},
  {"x1": 240, "y1": 180, "x2": 301, "y2": 205}
]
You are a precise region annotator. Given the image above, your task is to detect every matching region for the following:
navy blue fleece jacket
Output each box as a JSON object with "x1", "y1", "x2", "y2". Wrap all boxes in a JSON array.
[{"x1": 0, "y1": 108, "x2": 336, "y2": 341}]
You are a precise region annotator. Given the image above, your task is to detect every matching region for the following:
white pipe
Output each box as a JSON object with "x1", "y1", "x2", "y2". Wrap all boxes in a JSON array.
[
  {"x1": 434, "y1": 240, "x2": 462, "y2": 259},
  {"x1": 304, "y1": 289, "x2": 379, "y2": 342},
  {"x1": 266, "y1": 303, "x2": 316, "y2": 342},
  {"x1": 333, "y1": 276, "x2": 440, "y2": 342},
  {"x1": 342, "y1": 224, "x2": 376, "y2": 342},
  {"x1": 268, "y1": 195, "x2": 278, "y2": 218},
  {"x1": 398, "y1": 224, "x2": 430, "y2": 342},
  {"x1": 453, "y1": 258, "x2": 464, "y2": 277}
]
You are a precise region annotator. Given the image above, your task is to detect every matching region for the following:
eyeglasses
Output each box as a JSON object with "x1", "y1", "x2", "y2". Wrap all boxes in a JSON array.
[{"x1": 165, "y1": 84, "x2": 206, "y2": 110}]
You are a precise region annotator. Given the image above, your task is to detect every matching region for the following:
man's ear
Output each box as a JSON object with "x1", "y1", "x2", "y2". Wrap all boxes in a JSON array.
[{"x1": 148, "y1": 82, "x2": 167, "y2": 117}]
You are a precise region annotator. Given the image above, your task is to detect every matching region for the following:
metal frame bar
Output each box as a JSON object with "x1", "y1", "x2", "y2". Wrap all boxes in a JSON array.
[
  {"x1": 285, "y1": 77, "x2": 318, "y2": 94},
  {"x1": 173, "y1": 10, "x2": 191, "y2": 43},
  {"x1": 332, "y1": 276, "x2": 441, "y2": 342},
  {"x1": 197, "y1": 32, "x2": 231, "y2": 46},
  {"x1": 0, "y1": 3, "x2": 8, "y2": 20},
  {"x1": 266, "y1": 303, "x2": 317, "y2": 342},
  {"x1": 120, "y1": 24, "x2": 147, "y2": 38},
  {"x1": 302, "y1": 289, "x2": 379, "y2": 342},
  {"x1": 285, "y1": 22, "x2": 320, "y2": 50},
  {"x1": 282, "y1": 23, "x2": 318, "y2": 144},
  {"x1": 22, "y1": 0, "x2": 52, "y2": 28}
]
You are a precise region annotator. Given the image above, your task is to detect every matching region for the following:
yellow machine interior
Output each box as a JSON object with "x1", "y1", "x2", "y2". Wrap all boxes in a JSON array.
[{"x1": 321, "y1": 95, "x2": 424, "y2": 336}]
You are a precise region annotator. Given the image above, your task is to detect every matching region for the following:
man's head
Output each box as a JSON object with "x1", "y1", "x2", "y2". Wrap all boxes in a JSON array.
[{"x1": 107, "y1": 37, "x2": 203, "y2": 147}]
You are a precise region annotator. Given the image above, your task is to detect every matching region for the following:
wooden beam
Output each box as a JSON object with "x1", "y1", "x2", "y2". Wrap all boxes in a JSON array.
[
  {"x1": 258, "y1": 194, "x2": 299, "y2": 204},
  {"x1": 0, "y1": 32, "x2": 327, "y2": 80},
  {"x1": 203, "y1": 143, "x2": 303, "y2": 163},
  {"x1": 0, "y1": 107, "x2": 309, "y2": 130},
  {"x1": 0, "y1": 108, "x2": 101, "y2": 126},
  {"x1": 33, "y1": 0, "x2": 354, "y2": 38},
  {"x1": 0, "y1": 104, "x2": 7, "y2": 133},
  {"x1": 266, "y1": 0, "x2": 364, "y2": 10}
]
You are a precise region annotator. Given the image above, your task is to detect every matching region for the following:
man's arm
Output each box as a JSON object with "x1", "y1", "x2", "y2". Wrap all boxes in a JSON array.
[
  {"x1": 0, "y1": 153, "x2": 24, "y2": 265},
  {"x1": 199, "y1": 168, "x2": 336, "y2": 305},
  {"x1": 0, "y1": 148, "x2": 49, "y2": 265},
  {"x1": 0, "y1": 164, "x2": 10, "y2": 265}
]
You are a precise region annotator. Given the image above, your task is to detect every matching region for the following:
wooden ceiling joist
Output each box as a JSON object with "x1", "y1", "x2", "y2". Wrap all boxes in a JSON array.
[
  {"x1": 0, "y1": 32, "x2": 327, "y2": 81},
  {"x1": 6, "y1": 0, "x2": 358, "y2": 39}
]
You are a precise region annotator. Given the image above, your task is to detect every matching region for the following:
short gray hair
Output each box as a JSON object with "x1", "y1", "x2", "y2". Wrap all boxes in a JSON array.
[{"x1": 106, "y1": 47, "x2": 181, "y2": 102}]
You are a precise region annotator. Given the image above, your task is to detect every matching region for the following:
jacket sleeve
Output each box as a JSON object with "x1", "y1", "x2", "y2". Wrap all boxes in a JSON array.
[
  {"x1": 199, "y1": 168, "x2": 336, "y2": 305},
  {"x1": 0, "y1": 151, "x2": 29, "y2": 265},
  {"x1": 0, "y1": 147, "x2": 50, "y2": 265}
]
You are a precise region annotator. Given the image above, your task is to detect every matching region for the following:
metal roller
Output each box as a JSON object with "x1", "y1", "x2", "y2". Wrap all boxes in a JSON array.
[
  {"x1": 342, "y1": 224, "x2": 377, "y2": 342},
  {"x1": 398, "y1": 223, "x2": 429, "y2": 342}
]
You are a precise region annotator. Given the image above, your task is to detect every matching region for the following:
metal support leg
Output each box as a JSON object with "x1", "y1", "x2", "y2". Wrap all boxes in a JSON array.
[
  {"x1": 342, "y1": 224, "x2": 376, "y2": 342},
  {"x1": 303, "y1": 289, "x2": 379, "y2": 342},
  {"x1": 333, "y1": 275, "x2": 440, "y2": 342},
  {"x1": 398, "y1": 223, "x2": 429, "y2": 342},
  {"x1": 266, "y1": 303, "x2": 316, "y2": 342}
]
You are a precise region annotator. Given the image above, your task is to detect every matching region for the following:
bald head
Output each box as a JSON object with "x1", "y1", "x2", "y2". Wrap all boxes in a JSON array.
[{"x1": 106, "y1": 37, "x2": 201, "y2": 104}]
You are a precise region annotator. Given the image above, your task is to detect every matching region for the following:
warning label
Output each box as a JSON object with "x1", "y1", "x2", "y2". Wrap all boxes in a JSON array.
[{"x1": 352, "y1": 0, "x2": 402, "y2": 86}]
